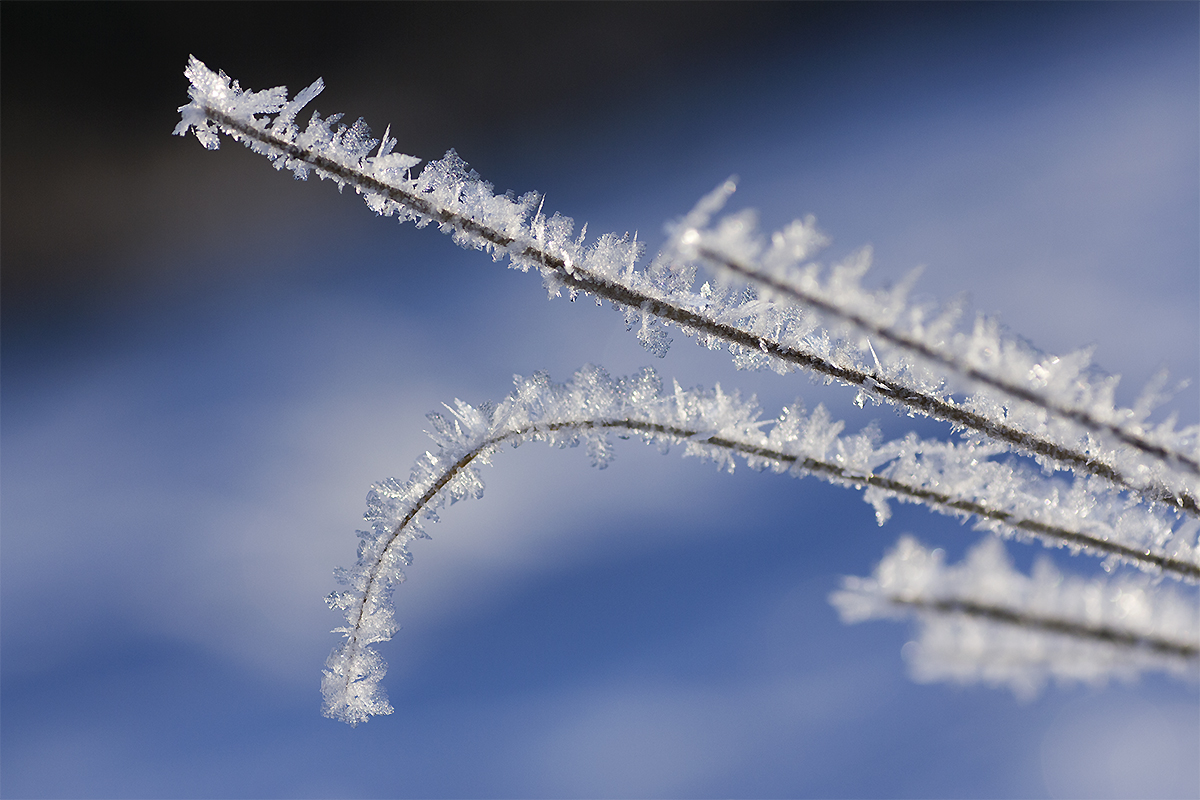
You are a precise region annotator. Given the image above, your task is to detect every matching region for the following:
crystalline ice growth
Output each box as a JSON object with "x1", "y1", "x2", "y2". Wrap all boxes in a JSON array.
[
  {"x1": 175, "y1": 61, "x2": 1199, "y2": 721},
  {"x1": 177, "y1": 60, "x2": 1199, "y2": 518},
  {"x1": 831, "y1": 536, "x2": 1199, "y2": 699},
  {"x1": 670, "y1": 189, "x2": 1199, "y2": 510},
  {"x1": 319, "y1": 365, "x2": 1194, "y2": 724}
]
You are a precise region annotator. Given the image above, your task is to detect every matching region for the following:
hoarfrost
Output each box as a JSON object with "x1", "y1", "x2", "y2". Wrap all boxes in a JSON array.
[
  {"x1": 174, "y1": 60, "x2": 1200, "y2": 725},
  {"x1": 831, "y1": 536, "x2": 1199, "y2": 698},
  {"x1": 669, "y1": 190, "x2": 1199, "y2": 512},
  {"x1": 176, "y1": 57, "x2": 1198, "y2": 518},
  {"x1": 320, "y1": 365, "x2": 1198, "y2": 724}
]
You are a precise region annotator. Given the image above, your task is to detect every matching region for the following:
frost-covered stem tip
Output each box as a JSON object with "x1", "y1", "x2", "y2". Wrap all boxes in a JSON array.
[{"x1": 695, "y1": 245, "x2": 1200, "y2": 479}]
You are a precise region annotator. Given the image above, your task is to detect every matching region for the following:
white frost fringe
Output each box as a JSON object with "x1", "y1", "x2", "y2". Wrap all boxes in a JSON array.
[
  {"x1": 174, "y1": 59, "x2": 1199, "y2": 725},
  {"x1": 832, "y1": 536, "x2": 1199, "y2": 699}
]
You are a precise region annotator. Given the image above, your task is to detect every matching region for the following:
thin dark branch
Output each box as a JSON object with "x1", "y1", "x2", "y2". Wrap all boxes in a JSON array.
[{"x1": 891, "y1": 597, "x2": 1199, "y2": 660}]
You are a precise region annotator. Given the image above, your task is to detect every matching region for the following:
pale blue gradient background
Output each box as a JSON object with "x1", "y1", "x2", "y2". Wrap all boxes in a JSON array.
[{"x1": 2, "y1": 3, "x2": 1198, "y2": 797}]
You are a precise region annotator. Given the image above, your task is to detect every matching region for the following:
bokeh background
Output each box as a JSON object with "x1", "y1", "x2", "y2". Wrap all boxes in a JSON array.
[{"x1": 3, "y1": 3, "x2": 1198, "y2": 797}]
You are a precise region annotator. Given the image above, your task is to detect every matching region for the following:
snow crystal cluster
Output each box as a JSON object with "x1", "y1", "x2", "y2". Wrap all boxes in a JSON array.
[
  {"x1": 832, "y1": 536, "x2": 1199, "y2": 698},
  {"x1": 176, "y1": 60, "x2": 1199, "y2": 725}
]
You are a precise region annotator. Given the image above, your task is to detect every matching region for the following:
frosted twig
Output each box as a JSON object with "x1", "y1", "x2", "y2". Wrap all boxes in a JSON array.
[
  {"x1": 832, "y1": 536, "x2": 1199, "y2": 699},
  {"x1": 174, "y1": 59, "x2": 1196, "y2": 517},
  {"x1": 322, "y1": 366, "x2": 1197, "y2": 724},
  {"x1": 688, "y1": 243, "x2": 1200, "y2": 478},
  {"x1": 888, "y1": 597, "x2": 1197, "y2": 660}
]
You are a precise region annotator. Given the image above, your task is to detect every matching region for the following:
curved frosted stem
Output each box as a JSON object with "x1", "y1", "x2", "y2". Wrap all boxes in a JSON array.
[{"x1": 322, "y1": 366, "x2": 1196, "y2": 725}]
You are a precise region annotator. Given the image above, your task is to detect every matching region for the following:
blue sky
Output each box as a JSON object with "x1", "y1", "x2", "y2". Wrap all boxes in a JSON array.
[{"x1": 3, "y1": 3, "x2": 1198, "y2": 797}]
